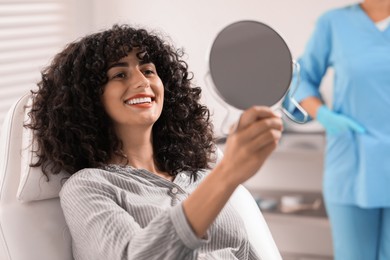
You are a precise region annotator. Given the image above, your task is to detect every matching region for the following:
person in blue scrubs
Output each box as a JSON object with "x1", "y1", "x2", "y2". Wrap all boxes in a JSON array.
[{"x1": 285, "y1": 0, "x2": 390, "y2": 259}]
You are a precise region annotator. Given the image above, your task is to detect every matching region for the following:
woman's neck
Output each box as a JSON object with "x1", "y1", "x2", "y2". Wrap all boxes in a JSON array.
[
  {"x1": 361, "y1": 0, "x2": 390, "y2": 22},
  {"x1": 110, "y1": 126, "x2": 173, "y2": 181},
  {"x1": 111, "y1": 126, "x2": 154, "y2": 167}
]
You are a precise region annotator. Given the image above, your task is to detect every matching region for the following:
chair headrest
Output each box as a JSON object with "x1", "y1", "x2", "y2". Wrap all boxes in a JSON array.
[{"x1": 17, "y1": 95, "x2": 70, "y2": 203}]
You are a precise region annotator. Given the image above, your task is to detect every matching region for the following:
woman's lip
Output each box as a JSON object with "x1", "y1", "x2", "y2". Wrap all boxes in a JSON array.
[
  {"x1": 125, "y1": 94, "x2": 155, "y2": 102},
  {"x1": 129, "y1": 102, "x2": 154, "y2": 108}
]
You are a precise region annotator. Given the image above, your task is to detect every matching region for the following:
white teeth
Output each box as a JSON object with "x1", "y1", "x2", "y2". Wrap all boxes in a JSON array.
[{"x1": 125, "y1": 97, "x2": 152, "y2": 105}]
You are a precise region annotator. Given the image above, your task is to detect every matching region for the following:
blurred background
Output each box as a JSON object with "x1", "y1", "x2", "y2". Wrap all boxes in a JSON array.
[{"x1": 0, "y1": 1, "x2": 359, "y2": 259}]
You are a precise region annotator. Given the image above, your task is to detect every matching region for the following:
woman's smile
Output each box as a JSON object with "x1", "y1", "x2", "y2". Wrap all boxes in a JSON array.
[{"x1": 124, "y1": 94, "x2": 155, "y2": 108}]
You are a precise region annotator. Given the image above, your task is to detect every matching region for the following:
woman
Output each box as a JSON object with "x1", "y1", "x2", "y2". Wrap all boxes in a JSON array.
[
  {"x1": 286, "y1": 1, "x2": 390, "y2": 259},
  {"x1": 28, "y1": 24, "x2": 283, "y2": 259}
]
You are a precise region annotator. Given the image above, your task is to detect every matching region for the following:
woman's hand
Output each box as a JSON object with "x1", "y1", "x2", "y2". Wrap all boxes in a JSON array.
[
  {"x1": 316, "y1": 105, "x2": 366, "y2": 135},
  {"x1": 218, "y1": 106, "x2": 283, "y2": 186},
  {"x1": 182, "y1": 106, "x2": 282, "y2": 238}
]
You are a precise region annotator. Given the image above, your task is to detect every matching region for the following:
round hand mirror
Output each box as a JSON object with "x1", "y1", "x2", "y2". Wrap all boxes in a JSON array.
[{"x1": 208, "y1": 20, "x2": 308, "y2": 124}]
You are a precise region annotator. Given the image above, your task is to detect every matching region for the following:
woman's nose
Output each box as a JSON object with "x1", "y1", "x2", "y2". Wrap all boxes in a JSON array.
[{"x1": 131, "y1": 69, "x2": 150, "y2": 89}]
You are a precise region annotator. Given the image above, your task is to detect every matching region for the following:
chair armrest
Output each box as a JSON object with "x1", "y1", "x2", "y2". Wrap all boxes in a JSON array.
[{"x1": 229, "y1": 185, "x2": 282, "y2": 259}]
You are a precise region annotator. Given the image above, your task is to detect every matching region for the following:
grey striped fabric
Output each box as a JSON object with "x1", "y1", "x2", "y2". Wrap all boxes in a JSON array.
[{"x1": 59, "y1": 165, "x2": 260, "y2": 260}]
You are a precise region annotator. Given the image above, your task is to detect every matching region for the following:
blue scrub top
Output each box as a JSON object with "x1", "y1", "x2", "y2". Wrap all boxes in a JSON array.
[{"x1": 292, "y1": 4, "x2": 390, "y2": 208}]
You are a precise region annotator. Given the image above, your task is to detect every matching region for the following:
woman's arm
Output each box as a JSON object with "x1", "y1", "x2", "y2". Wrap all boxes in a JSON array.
[
  {"x1": 183, "y1": 106, "x2": 283, "y2": 238},
  {"x1": 284, "y1": 12, "x2": 332, "y2": 116},
  {"x1": 300, "y1": 96, "x2": 323, "y2": 118}
]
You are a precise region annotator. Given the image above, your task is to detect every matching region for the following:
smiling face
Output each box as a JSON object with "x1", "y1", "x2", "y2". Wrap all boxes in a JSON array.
[{"x1": 101, "y1": 50, "x2": 164, "y2": 132}]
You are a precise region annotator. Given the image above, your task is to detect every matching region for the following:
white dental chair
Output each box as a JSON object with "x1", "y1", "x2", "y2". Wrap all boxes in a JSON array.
[{"x1": 0, "y1": 93, "x2": 282, "y2": 260}]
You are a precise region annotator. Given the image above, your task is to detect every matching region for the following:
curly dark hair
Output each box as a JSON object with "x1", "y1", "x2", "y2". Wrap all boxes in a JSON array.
[{"x1": 28, "y1": 24, "x2": 215, "y2": 180}]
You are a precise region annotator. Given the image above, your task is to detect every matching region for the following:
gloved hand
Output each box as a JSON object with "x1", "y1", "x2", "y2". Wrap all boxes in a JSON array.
[{"x1": 316, "y1": 105, "x2": 366, "y2": 135}]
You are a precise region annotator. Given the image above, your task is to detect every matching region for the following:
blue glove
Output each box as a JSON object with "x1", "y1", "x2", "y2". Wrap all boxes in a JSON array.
[{"x1": 317, "y1": 105, "x2": 366, "y2": 135}]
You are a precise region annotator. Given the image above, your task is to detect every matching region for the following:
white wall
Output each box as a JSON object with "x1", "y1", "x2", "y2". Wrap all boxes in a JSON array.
[
  {"x1": 0, "y1": 0, "x2": 94, "y2": 129},
  {"x1": 92, "y1": 0, "x2": 358, "y2": 136}
]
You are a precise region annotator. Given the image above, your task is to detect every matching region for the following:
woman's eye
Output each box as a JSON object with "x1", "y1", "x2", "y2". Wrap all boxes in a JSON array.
[
  {"x1": 144, "y1": 69, "x2": 155, "y2": 75},
  {"x1": 113, "y1": 72, "x2": 126, "y2": 79}
]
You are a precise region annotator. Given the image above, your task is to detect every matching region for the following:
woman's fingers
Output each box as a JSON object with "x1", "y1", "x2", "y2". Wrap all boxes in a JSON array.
[
  {"x1": 236, "y1": 116, "x2": 283, "y2": 145},
  {"x1": 236, "y1": 106, "x2": 280, "y2": 132},
  {"x1": 246, "y1": 128, "x2": 282, "y2": 153}
]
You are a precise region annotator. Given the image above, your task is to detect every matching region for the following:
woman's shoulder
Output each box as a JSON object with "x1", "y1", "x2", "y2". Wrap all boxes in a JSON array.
[
  {"x1": 60, "y1": 167, "x2": 114, "y2": 195},
  {"x1": 313, "y1": 3, "x2": 360, "y2": 32},
  {"x1": 320, "y1": 3, "x2": 360, "y2": 20},
  {"x1": 66, "y1": 167, "x2": 108, "y2": 182}
]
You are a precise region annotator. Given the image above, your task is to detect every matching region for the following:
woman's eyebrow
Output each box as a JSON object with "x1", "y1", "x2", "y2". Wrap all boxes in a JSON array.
[
  {"x1": 107, "y1": 62, "x2": 129, "y2": 70},
  {"x1": 139, "y1": 60, "x2": 154, "y2": 65}
]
